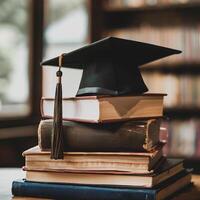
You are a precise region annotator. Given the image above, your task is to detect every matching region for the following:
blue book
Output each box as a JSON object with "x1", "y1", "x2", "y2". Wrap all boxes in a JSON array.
[{"x1": 12, "y1": 170, "x2": 191, "y2": 200}]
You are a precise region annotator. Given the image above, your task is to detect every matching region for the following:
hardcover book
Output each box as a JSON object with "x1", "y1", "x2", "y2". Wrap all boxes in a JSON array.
[
  {"x1": 41, "y1": 94, "x2": 165, "y2": 123},
  {"x1": 38, "y1": 118, "x2": 161, "y2": 152},
  {"x1": 25, "y1": 158, "x2": 183, "y2": 188},
  {"x1": 23, "y1": 145, "x2": 164, "y2": 174}
]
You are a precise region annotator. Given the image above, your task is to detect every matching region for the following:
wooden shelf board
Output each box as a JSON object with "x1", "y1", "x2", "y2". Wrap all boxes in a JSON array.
[
  {"x1": 141, "y1": 63, "x2": 200, "y2": 74},
  {"x1": 164, "y1": 108, "x2": 200, "y2": 119},
  {"x1": 103, "y1": 5, "x2": 200, "y2": 29},
  {"x1": 104, "y1": 2, "x2": 200, "y2": 13},
  {"x1": 165, "y1": 107, "x2": 200, "y2": 112}
]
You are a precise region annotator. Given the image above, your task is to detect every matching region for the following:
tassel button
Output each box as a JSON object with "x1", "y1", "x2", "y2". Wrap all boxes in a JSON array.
[{"x1": 56, "y1": 70, "x2": 62, "y2": 77}]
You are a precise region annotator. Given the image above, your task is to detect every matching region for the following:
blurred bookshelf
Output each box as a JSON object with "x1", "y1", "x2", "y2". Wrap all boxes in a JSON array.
[
  {"x1": 89, "y1": 0, "x2": 200, "y2": 171},
  {"x1": 104, "y1": 1, "x2": 200, "y2": 12}
]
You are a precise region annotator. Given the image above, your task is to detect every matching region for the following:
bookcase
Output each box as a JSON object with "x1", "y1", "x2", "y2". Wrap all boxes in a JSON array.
[{"x1": 89, "y1": 0, "x2": 200, "y2": 171}]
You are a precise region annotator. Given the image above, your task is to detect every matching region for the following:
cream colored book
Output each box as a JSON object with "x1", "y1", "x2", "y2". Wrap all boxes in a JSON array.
[
  {"x1": 41, "y1": 93, "x2": 165, "y2": 123},
  {"x1": 25, "y1": 158, "x2": 183, "y2": 188},
  {"x1": 23, "y1": 145, "x2": 163, "y2": 174}
]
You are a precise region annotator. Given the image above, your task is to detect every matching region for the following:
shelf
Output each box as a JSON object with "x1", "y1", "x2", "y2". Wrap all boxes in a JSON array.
[
  {"x1": 141, "y1": 63, "x2": 200, "y2": 74},
  {"x1": 164, "y1": 108, "x2": 200, "y2": 119},
  {"x1": 103, "y1": 2, "x2": 200, "y2": 29},
  {"x1": 104, "y1": 2, "x2": 200, "y2": 13}
]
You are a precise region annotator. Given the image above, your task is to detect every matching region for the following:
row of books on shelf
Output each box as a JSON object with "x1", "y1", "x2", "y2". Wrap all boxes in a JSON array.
[
  {"x1": 162, "y1": 119, "x2": 200, "y2": 158},
  {"x1": 142, "y1": 72, "x2": 200, "y2": 107},
  {"x1": 106, "y1": 25, "x2": 200, "y2": 64},
  {"x1": 106, "y1": 0, "x2": 199, "y2": 8}
]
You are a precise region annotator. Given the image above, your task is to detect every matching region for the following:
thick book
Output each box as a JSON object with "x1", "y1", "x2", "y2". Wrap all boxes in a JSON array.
[
  {"x1": 41, "y1": 94, "x2": 165, "y2": 123},
  {"x1": 23, "y1": 145, "x2": 163, "y2": 174},
  {"x1": 25, "y1": 158, "x2": 183, "y2": 188},
  {"x1": 12, "y1": 170, "x2": 191, "y2": 200},
  {"x1": 38, "y1": 118, "x2": 161, "y2": 152}
]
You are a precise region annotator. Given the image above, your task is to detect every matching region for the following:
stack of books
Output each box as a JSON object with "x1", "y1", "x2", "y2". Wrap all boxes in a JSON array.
[{"x1": 12, "y1": 93, "x2": 192, "y2": 200}]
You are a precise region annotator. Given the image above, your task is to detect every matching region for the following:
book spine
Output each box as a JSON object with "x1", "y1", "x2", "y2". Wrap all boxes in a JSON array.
[
  {"x1": 38, "y1": 119, "x2": 160, "y2": 152},
  {"x1": 12, "y1": 180, "x2": 156, "y2": 200}
]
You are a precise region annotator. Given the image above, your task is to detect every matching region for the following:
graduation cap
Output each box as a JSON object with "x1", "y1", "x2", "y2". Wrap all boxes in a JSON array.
[{"x1": 41, "y1": 37, "x2": 181, "y2": 159}]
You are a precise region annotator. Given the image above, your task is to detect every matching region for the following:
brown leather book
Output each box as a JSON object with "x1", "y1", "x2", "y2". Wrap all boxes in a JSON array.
[{"x1": 38, "y1": 118, "x2": 161, "y2": 152}]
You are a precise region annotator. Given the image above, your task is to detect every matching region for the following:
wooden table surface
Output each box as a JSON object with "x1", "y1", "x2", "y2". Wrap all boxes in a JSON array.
[{"x1": 1, "y1": 168, "x2": 200, "y2": 200}]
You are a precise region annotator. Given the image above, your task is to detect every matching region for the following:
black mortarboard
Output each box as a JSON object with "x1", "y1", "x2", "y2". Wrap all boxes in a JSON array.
[
  {"x1": 42, "y1": 37, "x2": 181, "y2": 96},
  {"x1": 41, "y1": 37, "x2": 181, "y2": 160}
]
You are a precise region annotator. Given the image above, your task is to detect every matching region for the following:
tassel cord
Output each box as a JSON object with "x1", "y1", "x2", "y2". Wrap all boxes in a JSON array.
[{"x1": 51, "y1": 55, "x2": 64, "y2": 159}]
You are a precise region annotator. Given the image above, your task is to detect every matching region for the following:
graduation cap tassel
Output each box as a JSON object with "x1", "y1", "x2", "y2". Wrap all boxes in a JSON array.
[{"x1": 51, "y1": 54, "x2": 64, "y2": 159}]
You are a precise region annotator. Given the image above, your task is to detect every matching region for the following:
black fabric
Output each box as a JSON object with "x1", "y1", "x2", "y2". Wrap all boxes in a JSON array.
[{"x1": 42, "y1": 37, "x2": 181, "y2": 96}]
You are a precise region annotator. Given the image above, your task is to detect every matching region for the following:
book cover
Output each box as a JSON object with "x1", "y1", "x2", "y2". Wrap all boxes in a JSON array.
[
  {"x1": 38, "y1": 118, "x2": 161, "y2": 152},
  {"x1": 25, "y1": 158, "x2": 184, "y2": 188}
]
